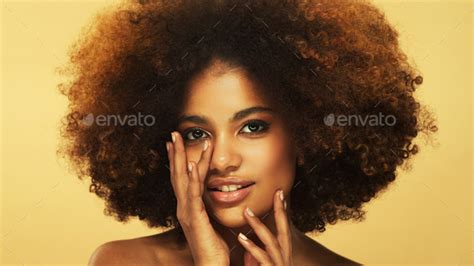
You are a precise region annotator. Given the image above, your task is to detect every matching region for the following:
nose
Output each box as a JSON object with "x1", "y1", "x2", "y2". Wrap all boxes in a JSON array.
[{"x1": 209, "y1": 132, "x2": 242, "y2": 175}]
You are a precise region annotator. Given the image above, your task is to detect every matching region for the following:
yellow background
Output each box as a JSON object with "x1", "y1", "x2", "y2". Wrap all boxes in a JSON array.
[{"x1": 1, "y1": 0, "x2": 472, "y2": 264}]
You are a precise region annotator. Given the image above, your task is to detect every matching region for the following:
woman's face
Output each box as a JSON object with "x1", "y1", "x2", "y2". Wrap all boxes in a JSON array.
[{"x1": 177, "y1": 62, "x2": 297, "y2": 228}]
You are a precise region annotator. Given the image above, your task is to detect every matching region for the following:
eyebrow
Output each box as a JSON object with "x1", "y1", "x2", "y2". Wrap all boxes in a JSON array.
[{"x1": 177, "y1": 106, "x2": 274, "y2": 125}]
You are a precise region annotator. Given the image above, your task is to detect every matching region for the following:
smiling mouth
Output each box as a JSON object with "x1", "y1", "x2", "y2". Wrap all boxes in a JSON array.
[
  {"x1": 208, "y1": 183, "x2": 255, "y2": 192},
  {"x1": 207, "y1": 183, "x2": 255, "y2": 204}
]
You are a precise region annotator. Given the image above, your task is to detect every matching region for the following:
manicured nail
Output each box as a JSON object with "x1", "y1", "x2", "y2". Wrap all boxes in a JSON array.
[
  {"x1": 245, "y1": 207, "x2": 255, "y2": 217},
  {"x1": 279, "y1": 190, "x2": 284, "y2": 201},
  {"x1": 188, "y1": 162, "x2": 193, "y2": 172},
  {"x1": 238, "y1": 233, "x2": 248, "y2": 241},
  {"x1": 284, "y1": 200, "x2": 287, "y2": 210},
  {"x1": 171, "y1": 132, "x2": 176, "y2": 143},
  {"x1": 203, "y1": 140, "x2": 208, "y2": 151}
]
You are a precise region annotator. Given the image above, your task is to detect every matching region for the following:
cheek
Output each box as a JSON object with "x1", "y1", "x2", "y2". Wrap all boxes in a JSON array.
[
  {"x1": 184, "y1": 145, "x2": 203, "y2": 163},
  {"x1": 246, "y1": 138, "x2": 295, "y2": 195}
]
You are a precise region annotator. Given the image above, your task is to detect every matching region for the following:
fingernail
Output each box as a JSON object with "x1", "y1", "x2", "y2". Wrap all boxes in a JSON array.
[
  {"x1": 203, "y1": 140, "x2": 208, "y2": 151},
  {"x1": 245, "y1": 207, "x2": 255, "y2": 217},
  {"x1": 284, "y1": 200, "x2": 287, "y2": 210},
  {"x1": 279, "y1": 190, "x2": 284, "y2": 201},
  {"x1": 238, "y1": 233, "x2": 248, "y2": 241},
  {"x1": 188, "y1": 162, "x2": 193, "y2": 172},
  {"x1": 171, "y1": 132, "x2": 176, "y2": 143}
]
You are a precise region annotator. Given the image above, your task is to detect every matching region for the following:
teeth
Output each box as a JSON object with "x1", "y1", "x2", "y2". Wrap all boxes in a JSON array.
[{"x1": 217, "y1": 185, "x2": 243, "y2": 192}]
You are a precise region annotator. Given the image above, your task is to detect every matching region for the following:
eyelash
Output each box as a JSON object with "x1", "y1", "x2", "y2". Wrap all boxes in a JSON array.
[{"x1": 182, "y1": 119, "x2": 270, "y2": 142}]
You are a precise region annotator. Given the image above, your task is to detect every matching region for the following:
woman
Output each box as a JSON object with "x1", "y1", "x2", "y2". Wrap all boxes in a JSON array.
[{"x1": 58, "y1": 0, "x2": 437, "y2": 265}]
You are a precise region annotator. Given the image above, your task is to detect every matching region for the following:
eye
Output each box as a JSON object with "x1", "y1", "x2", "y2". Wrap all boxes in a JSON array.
[
  {"x1": 181, "y1": 120, "x2": 270, "y2": 143},
  {"x1": 240, "y1": 120, "x2": 270, "y2": 135},
  {"x1": 183, "y1": 128, "x2": 209, "y2": 142}
]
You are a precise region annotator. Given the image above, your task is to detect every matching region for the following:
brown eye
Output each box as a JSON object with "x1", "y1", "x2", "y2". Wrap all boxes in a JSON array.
[
  {"x1": 183, "y1": 128, "x2": 209, "y2": 141},
  {"x1": 240, "y1": 120, "x2": 270, "y2": 135}
]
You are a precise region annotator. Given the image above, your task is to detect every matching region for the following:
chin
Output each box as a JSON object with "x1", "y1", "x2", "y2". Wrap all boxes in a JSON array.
[{"x1": 209, "y1": 206, "x2": 248, "y2": 228}]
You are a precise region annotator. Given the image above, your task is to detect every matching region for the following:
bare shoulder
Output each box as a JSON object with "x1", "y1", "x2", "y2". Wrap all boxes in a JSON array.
[
  {"x1": 88, "y1": 236, "x2": 158, "y2": 265},
  {"x1": 88, "y1": 229, "x2": 192, "y2": 266},
  {"x1": 297, "y1": 233, "x2": 363, "y2": 266}
]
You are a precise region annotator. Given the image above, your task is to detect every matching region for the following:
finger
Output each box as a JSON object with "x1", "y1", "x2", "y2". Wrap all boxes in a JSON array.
[
  {"x1": 188, "y1": 161, "x2": 213, "y2": 232},
  {"x1": 196, "y1": 139, "x2": 213, "y2": 183},
  {"x1": 187, "y1": 161, "x2": 201, "y2": 197},
  {"x1": 244, "y1": 207, "x2": 284, "y2": 265},
  {"x1": 166, "y1": 141, "x2": 175, "y2": 178},
  {"x1": 274, "y1": 189, "x2": 291, "y2": 261},
  {"x1": 167, "y1": 140, "x2": 184, "y2": 203},
  {"x1": 188, "y1": 161, "x2": 205, "y2": 213},
  {"x1": 172, "y1": 131, "x2": 189, "y2": 200},
  {"x1": 244, "y1": 251, "x2": 259, "y2": 266},
  {"x1": 238, "y1": 233, "x2": 272, "y2": 265}
]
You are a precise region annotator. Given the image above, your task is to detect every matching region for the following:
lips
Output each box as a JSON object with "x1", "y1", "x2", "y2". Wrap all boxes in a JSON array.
[
  {"x1": 207, "y1": 178, "x2": 255, "y2": 191},
  {"x1": 206, "y1": 177, "x2": 255, "y2": 204}
]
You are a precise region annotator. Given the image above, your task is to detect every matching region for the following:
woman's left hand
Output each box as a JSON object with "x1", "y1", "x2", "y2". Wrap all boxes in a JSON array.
[{"x1": 237, "y1": 189, "x2": 293, "y2": 266}]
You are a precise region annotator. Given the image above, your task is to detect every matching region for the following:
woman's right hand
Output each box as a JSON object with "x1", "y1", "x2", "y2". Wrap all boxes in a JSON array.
[{"x1": 167, "y1": 131, "x2": 230, "y2": 265}]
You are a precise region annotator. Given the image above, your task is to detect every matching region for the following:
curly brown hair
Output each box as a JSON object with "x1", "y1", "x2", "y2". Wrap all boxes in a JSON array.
[{"x1": 58, "y1": 0, "x2": 437, "y2": 234}]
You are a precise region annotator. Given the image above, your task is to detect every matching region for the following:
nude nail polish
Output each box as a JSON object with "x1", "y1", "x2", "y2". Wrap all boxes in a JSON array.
[
  {"x1": 245, "y1": 207, "x2": 255, "y2": 217},
  {"x1": 238, "y1": 233, "x2": 248, "y2": 241},
  {"x1": 171, "y1": 132, "x2": 176, "y2": 143}
]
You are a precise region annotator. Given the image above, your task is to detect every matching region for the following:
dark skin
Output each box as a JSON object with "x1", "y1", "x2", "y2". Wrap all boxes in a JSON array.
[
  {"x1": 89, "y1": 136, "x2": 361, "y2": 266},
  {"x1": 88, "y1": 227, "x2": 362, "y2": 266},
  {"x1": 61, "y1": 3, "x2": 436, "y2": 263},
  {"x1": 89, "y1": 65, "x2": 363, "y2": 266}
]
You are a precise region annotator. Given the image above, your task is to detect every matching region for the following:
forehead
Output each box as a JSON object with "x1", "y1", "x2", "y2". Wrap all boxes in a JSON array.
[{"x1": 181, "y1": 67, "x2": 269, "y2": 115}]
